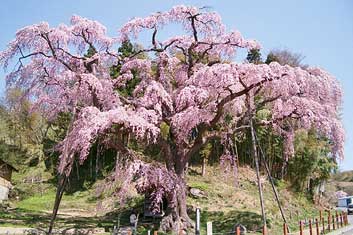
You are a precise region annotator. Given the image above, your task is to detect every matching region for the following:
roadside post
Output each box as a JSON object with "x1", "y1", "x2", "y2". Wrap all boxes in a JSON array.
[
  {"x1": 195, "y1": 208, "x2": 201, "y2": 235},
  {"x1": 206, "y1": 221, "x2": 212, "y2": 235}
]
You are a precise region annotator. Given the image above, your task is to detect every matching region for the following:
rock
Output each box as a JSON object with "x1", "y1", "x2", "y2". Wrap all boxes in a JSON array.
[{"x1": 189, "y1": 188, "x2": 207, "y2": 198}]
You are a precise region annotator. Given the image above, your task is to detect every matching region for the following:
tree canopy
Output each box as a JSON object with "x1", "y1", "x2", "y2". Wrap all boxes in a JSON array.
[{"x1": 0, "y1": 5, "x2": 344, "y2": 232}]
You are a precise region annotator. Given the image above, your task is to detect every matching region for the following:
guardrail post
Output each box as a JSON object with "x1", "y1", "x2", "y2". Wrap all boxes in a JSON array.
[
  {"x1": 315, "y1": 218, "x2": 320, "y2": 235},
  {"x1": 309, "y1": 219, "x2": 313, "y2": 235}
]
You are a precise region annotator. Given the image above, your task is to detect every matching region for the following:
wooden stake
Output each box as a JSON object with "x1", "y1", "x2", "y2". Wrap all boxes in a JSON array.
[
  {"x1": 332, "y1": 215, "x2": 336, "y2": 230},
  {"x1": 309, "y1": 219, "x2": 313, "y2": 235},
  {"x1": 315, "y1": 218, "x2": 320, "y2": 235},
  {"x1": 322, "y1": 216, "x2": 325, "y2": 234},
  {"x1": 236, "y1": 226, "x2": 240, "y2": 235},
  {"x1": 299, "y1": 221, "x2": 303, "y2": 235},
  {"x1": 283, "y1": 223, "x2": 287, "y2": 235},
  {"x1": 262, "y1": 225, "x2": 267, "y2": 235},
  {"x1": 328, "y1": 214, "x2": 331, "y2": 231}
]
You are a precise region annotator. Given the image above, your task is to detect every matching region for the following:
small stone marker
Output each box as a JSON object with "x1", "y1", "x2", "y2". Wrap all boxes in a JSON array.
[{"x1": 206, "y1": 221, "x2": 213, "y2": 235}]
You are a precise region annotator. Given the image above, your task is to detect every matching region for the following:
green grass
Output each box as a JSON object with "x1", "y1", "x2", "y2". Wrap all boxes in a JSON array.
[
  {"x1": 2, "y1": 165, "x2": 326, "y2": 235},
  {"x1": 185, "y1": 166, "x2": 324, "y2": 235},
  {"x1": 16, "y1": 192, "x2": 56, "y2": 211}
]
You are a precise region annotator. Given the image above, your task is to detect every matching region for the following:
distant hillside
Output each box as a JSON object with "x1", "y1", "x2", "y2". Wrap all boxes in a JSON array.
[
  {"x1": 329, "y1": 170, "x2": 353, "y2": 196},
  {"x1": 332, "y1": 171, "x2": 353, "y2": 182}
]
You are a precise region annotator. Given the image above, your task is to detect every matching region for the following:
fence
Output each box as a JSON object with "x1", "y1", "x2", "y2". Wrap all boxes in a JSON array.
[
  {"x1": 113, "y1": 210, "x2": 349, "y2": 235},
  {"x1": 283, "y1": 210, "x2": 349, "y2": 235}
]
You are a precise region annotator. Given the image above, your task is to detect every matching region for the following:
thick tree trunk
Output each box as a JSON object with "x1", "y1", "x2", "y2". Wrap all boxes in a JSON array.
[
  {"x1": 159, "y1": 143, "x2": 194, "y2": 233},
  {"x1": 160, "y1": 174, "x2": 194, "y2": 233}
]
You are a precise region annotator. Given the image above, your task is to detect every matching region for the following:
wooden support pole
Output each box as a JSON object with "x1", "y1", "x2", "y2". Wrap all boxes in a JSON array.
[
  {"x1": 255, "y1": 132, "x2": 289, "y2": 232},
  {"x1": 283, "y1": 223, "x2": 287, "y2": 235},
  {"x1": 250, "y1": 117, "x2": 267, "y2": 232},
  {"x1": 322, "y1": 216, "x2": 325, "y2": 234},
  {"x1": 262, "y1": 225, "x2": 267, "y2": 235},
  {"x1": 48, "y1": 174, "x2": 68, "y2": 235},
  {"x1": 332, "y1": 215, "x2": 336, "y2": 230},
  {"x1": 309, "y1": 219, "x2": 313, "y2": 235},
  {"x1": 299, "y1": 221, "x2": 304, "y2": 235},
  {"x1": 315, "y1": 218, "x2": 320, "y2": 235},
  {"x1": 328, "y1": 214, "x2": 331, "y2": 231}
]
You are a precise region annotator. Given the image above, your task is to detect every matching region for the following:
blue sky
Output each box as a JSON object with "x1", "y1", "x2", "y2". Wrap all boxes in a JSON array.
[{"x1": 0, "y1": 0, "x2": 352, "y2": 170}]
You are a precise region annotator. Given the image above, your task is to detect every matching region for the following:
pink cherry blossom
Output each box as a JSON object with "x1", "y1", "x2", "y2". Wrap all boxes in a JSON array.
[{"x1": 0, "y1": 6, "x2": 344, "y2": 224}]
